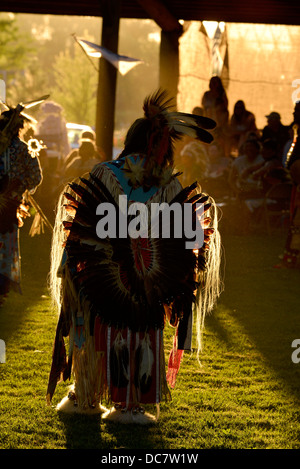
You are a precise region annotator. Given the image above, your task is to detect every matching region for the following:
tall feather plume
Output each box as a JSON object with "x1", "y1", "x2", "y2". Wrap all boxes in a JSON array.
[
  {"x1": 143, "y1": 89, "x2": 174, "y2": 120},
  {"x1": 142, "y1": 89, "x2": 216, "y2": 152},
  {"x1": 142, "y1": 89, "x2": 175, "y2": 171}
]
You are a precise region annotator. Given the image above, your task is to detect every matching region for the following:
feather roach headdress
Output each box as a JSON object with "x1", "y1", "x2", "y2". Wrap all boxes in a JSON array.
[
  {"x1": 0, "y1": 95, "x2": 49, "y2": 154},
  {"x1": 119, "y1": 89, "x2": 216, "y2": 187}
]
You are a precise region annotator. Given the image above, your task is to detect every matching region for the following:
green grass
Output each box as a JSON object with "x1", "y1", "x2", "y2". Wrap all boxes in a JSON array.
[{"x1": 0, "y1": 221, "x2": 300, "y2": 449}]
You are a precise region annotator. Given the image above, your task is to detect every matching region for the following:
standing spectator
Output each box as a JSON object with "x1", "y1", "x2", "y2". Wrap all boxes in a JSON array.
[
  {"x1": 35, "y1": 101, "x2": 70, "y2": 220},
  {"x1": 202, "y1": 77, "x2": 229, "y2": 157},
  {"x1": 62, "y1": 129, "x2": 104, "y2": 171},
  {"x1": 201, "y1": 76, "x2": 228, "y2": 121},
  {"x1": 36, "y1": 101, "x2": 70, "y2": 172},
  {"x1": 63, "y1": 138, "x2": 101, "y2": 183}
]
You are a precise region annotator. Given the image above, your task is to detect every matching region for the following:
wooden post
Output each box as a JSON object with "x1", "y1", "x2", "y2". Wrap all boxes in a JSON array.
[
  {"x1": 96, "y1": 0, "x2": 121, "y2": 160},
  {"x1": 159, "y1": 30, "x2": 181, "y2": 107},
  {"x1": 135, "y1": 0, "x2": 182, "y2": 107}
]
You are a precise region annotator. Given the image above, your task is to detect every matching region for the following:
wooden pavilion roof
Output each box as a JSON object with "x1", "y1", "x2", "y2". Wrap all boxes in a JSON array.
[{"x1": 1, "y1": 0, "x2": 300, "y2": 26}]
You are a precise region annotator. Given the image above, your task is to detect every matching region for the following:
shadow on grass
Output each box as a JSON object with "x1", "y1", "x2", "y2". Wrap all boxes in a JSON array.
[
  {"x1": 0, "y1": 227, "x2": 52, "y2": 342},
  {"x1": 211, "y1": 231, "x2": 300, "y2": 401},
  {"x1": 57, "y1": 411, "x2": 165, "y2": 450}
]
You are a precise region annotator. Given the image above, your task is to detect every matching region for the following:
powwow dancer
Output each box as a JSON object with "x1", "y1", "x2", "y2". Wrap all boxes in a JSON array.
[
  {"x1": 47, "y1": 90, "x2": 222, "y2": 423},
  {"x1": 0, "y1": 102, "x2": 43, "y2": 304},
  {"x1": 276, "y1": 101, "x2": 300, "y2": 268}
]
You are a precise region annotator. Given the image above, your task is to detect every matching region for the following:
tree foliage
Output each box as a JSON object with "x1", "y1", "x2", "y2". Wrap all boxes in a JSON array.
[
  {"x1": 0, "y1": 14, "x2": 36, "y2": 97},
  {"x1": 51, "y1": 42, "x2": 98, "y2": 126}
]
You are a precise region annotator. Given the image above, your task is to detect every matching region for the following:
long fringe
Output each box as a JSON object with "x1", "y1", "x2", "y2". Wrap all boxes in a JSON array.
[
  {"x1": 194, "y1": 195, "x2": 223, "y2": 358},
  {"x1": 49, "y1": 190, "x2": 66, "y2": 311},
  {"x1": 72, "y1": 308, "x2": 107, "y2": 408}
]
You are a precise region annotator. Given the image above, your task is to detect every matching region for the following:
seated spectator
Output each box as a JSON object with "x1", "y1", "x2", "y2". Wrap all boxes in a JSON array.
[
  {"x1": 251, "y1": 139, "x2": 284, "y2": 191},
  {"x1": 192, "y1": 106, "x2": 204, "y2": 117},
  {"x1": 206, "y1": 143, "x2": 230, "y2": 179},
  {"x1": 229, "y1": 100, "x2": 258, "y2": 156},
  {"x1": 174, "y1": 105, "x2": 208, "y2": 185},
  {"x1": 228, "y1": 137, "x2": 264, "y2": 198},
  {"x1": 228, "y1": 137, "x2": 266, "y2": 226},
  {"x1": 178, "y1": 140, "x2": 209, "y2": 186},
  {"x1": 203, "y1": 143, "x2": 231, "y2": 199},
  {"x1": 261, "y1": 111, "x2": 290, "y2": 159}
]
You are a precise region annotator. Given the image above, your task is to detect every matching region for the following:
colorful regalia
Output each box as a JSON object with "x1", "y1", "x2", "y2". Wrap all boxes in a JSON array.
[
  {"x1": 47, "y1": 90, "x2": 222, "y2": 423},
  {"x1": 280, "y1": 102, "x2": 300, "y2": 268},
  {"x1": 0, "y1": 106, "x2": 43, "y2": 302}
]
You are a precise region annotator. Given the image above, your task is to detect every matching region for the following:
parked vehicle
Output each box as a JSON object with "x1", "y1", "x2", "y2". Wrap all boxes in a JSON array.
[{"x1": 66, "y1": 123, "x2": 93, "y2": 149}]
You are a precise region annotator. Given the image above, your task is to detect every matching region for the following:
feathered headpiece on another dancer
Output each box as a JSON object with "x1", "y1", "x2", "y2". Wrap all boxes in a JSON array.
[
  {"x1": 119, "y1": 89, "x2": 216, "y2": 188},
  {"x1": 0, "y1": 95, "x2": 49, "y2": 154}
]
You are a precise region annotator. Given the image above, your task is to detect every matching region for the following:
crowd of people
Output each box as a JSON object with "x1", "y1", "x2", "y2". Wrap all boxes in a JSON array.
[
  {"x1": 176, "y1": 76, "x2": 296, "y2": 239},
  {"x1": 3, "y1": 88, "x2": 294, "y2": 242}
]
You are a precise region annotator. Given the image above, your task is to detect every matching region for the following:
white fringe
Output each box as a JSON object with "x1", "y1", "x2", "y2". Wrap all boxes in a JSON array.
[{"x1": 194, "y1": 195, "x2": 223, "y2": 359}]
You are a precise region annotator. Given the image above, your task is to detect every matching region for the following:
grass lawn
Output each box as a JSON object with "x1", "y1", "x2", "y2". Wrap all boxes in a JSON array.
[{"x1": 0, "y1": 218, "x2": 300, "y2": 450}]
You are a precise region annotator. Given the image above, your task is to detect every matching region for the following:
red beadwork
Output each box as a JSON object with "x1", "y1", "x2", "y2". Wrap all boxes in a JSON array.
[{"x1": 131, "y1": 237, "x2": 153, "y2": 273}]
